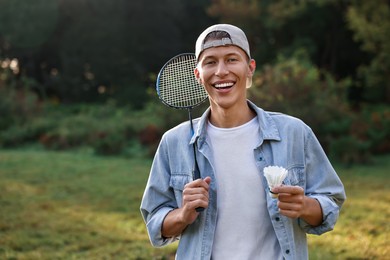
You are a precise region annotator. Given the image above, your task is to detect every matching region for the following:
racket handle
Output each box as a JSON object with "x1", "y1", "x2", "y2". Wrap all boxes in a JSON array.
[
  {"x1": 191, "y1": 134, "x2": 204, "y2": 212},
  {"x1": 196, "y1": 207, "x2": 205, "y2": 212}
]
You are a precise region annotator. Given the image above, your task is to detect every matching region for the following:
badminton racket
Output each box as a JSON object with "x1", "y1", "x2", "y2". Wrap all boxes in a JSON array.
[{"x1": 156, "y1": 53, "x2": 208, "y2": 212}]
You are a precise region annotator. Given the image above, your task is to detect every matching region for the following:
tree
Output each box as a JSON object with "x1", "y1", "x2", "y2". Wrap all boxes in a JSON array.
[
  {"x1": 207, "y1": 0, "x2": 368, "y2": 80},
  {"x1": 346, "y1": 0, "x2": 390, "y2": 103},
  {"x1": 0, "y1": 0, "x2": 213, "y2": 107}
]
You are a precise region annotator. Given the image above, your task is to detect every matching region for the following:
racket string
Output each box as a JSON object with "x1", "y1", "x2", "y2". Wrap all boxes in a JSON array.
[{"x1": 158, "y1": 54, "x2": 207, "y2": 108}]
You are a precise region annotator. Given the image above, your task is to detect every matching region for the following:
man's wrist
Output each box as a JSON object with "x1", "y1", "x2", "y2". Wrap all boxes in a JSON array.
[{"x1": 301, "y1": 196, "x2": 323, "y2": 226}]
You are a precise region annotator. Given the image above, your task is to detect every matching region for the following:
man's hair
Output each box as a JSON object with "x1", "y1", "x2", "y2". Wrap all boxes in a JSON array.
[{"x1": 203, "y1": 31, "x2": 231, "y2": 42}]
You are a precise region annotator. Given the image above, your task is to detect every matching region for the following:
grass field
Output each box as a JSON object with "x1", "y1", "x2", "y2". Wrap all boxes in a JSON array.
[{"x1": 0, "y1": 149, "x2": 389, "y2": 259}]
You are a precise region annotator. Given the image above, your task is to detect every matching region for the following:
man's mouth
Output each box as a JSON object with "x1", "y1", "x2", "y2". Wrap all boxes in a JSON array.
[{"x1": 213, "y1": 82, "x2": 234, "y2": 90}]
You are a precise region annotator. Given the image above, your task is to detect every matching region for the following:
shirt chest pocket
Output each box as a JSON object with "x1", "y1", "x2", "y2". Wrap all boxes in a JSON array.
[
  {"x1": 169, "y1": 173, "x2": 192, "y2": 207},
  {"x1": 284, "y1": 166, "x2": 305, "y2": 188}
]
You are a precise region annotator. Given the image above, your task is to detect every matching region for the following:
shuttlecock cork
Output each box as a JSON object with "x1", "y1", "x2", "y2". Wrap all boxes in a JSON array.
[{"x1": 264, "y1": 166, "x2": 288, "y2": 198}]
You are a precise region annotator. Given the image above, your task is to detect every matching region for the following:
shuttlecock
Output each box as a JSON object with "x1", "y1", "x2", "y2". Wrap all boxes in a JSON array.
[{"x1": 264, "y1": 166, "x2": 288, "y2": 198}]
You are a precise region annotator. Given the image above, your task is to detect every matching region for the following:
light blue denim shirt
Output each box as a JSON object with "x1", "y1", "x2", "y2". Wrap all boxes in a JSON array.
[{"x1": 140, "y1": 101, "x2": 346, "y2": 260}]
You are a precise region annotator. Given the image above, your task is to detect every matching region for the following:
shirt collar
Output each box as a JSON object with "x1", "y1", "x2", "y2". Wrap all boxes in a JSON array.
[{"x1": 191, "y1": 100, "x2": 281, "y2": 146}]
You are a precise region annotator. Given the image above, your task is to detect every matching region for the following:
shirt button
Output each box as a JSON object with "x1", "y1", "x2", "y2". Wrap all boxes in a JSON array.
[
  {"x1": 275, "y1": 217, "x2": 280, "y2": 221},
  {"x1": 286, "y1": 249, "x2": 290, "y2": 254}
]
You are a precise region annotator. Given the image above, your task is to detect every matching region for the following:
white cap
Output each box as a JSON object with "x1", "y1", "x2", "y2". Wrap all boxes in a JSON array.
[{"x1": 195, "y1": 24, "x2": 251, "y2": 61}]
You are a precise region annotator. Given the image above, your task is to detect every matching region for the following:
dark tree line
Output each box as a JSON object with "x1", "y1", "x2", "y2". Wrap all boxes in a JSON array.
[
  {"x1": 0, "y1": 0, "x2": 389, "y2": 107},
  {"x1": 0, "y1": 0, "x2": 214, "y2": 107}
]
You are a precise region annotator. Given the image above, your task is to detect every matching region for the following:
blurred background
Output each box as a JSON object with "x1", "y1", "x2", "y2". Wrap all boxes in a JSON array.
[
  {"x1": 0, "y1": 0, "x2": 389, "y2": 160},
  {"x1": 0, "y1": 0, "x2": 389, "y2": 259}
]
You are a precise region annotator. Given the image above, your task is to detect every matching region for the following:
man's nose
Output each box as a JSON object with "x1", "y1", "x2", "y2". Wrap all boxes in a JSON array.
[{"x1": 215, "y1": 62, "x2": 229, "y2": 77}]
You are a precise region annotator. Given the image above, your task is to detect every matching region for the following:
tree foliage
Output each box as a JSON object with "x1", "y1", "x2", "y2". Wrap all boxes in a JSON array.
[
  {"x1": 0, "y1": 0, "x2": 214, "y2": 106},
  {"x1": 208, "y1": 0, "x2": 369, "y2": 78},
  {"x1": 0, "y1": 0, "x2": 388, "y2": 106},
  {"x1": 0, "y1": 0, "x2": 389, "y2": 160},
  {"x1": 346, "y1": 0, "x2": 390, "y2": 102},
  {"x1": 248, "y1": 49, "x2": 352, "y2": 152}
]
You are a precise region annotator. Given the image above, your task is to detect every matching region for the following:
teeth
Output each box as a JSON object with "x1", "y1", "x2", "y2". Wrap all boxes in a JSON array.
[{"x1": 214, "y1": 82, "x2": 234, "y2": 89}]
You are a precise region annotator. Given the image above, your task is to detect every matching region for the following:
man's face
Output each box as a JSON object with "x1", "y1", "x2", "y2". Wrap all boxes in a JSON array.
[{"x1": 195, "y1": 45, "x2": 256, "y2": 111}]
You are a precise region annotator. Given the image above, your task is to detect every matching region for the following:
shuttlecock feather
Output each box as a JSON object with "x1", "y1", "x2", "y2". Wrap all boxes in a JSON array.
[{"x1": 264, "y1": 166, "x2": 288, "y2": 198}]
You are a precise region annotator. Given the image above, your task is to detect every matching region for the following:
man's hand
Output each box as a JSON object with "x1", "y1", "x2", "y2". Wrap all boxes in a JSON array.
[
  {"x1": 162, "y1": 177, "x2": 211, "y2": 238},
  {"x1": 272, "y1": 185, "x2": 323, "y2": 227},
  {"x1": 181, "y1": 176, "x2": 212, "y2": 223}
]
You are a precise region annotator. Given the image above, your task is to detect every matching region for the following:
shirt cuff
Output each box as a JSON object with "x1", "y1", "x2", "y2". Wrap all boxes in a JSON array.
[
  {"x1": 299, "y1": 195, "x2": 340, "y2": 235},
  {"x1": 146, "y1": 207, "x2": 179, "y2": 247}
]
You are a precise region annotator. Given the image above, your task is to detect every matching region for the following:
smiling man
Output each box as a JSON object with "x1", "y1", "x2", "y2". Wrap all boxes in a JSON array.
[{"x1": 140, "y1": 24, "x2": 346, "y2": 260}]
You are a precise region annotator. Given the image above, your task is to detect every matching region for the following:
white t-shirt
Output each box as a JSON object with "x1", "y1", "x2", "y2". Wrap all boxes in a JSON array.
[{"x1": 207, "y1": 117, "x2": 282, "y2": 259}]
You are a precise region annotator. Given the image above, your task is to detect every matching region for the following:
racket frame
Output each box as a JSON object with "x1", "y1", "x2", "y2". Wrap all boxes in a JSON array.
[
  {"x1": 155, "y1": 53, "x2": 208, "y2": 212},
  {"x1": 156, "y1": 53, "x2": 208, "y2": 110}
]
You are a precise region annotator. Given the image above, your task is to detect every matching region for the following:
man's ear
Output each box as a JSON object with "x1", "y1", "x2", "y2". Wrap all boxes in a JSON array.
[
  {"x1": 248, "y1": 59, "x2": 256, "y2": 77},
  {"x1": 194, "y1": 67, "x2": 202, "y2": 85},
  {"x1": 246, "y1": 59, "x2": 256, "y2": 89}
]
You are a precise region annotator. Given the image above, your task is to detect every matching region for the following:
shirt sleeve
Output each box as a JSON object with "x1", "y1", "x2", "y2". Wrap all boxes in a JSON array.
[
  {"x1": 299, "y1": 129, "x2": 346, "y2": 235},
  {"x1": 140, "y1": 136, "x2": 180, "y2": 247}
]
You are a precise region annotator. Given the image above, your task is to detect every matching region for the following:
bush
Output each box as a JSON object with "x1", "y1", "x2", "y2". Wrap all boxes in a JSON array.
[
  {"x1": 249, "y1": 49, "x2": 352, "y2": 154},
  {"x1": 248, "y1": 50, "x2": 390, "y2": 163},
  {"x1": 354, "y1": 104, "x2": 390, "y2": 155},
  {"x1": 328, "y1": 104, "x2": 390, "y2": 164},
  {"x1": 92, "y1": 131, "x2": 126, "y2": 155},
  {"x1": 37, "y1": 103, "x2": 137, "y2": 155},
  {"x1": 0, "y1": 99, "x2": 149, "y2": 156},
  {"x1": 0, "y1": 61, "x2": 204, "y2": 157},
  {"x1": 0, "y1": 75, "x2": 42, "y2": 131},
  {"x1": 1, "y1": 54, "x2": 387, "y2": 162},
  {"x1": 329, "y1": 136, "x2": 372, "y2": 165},
  {"x1": 0, "y1": 118, "x2": 53, "y2": 147},
  {"x1": 39, "y1": 113, "x2": 100, "y2": 150}
]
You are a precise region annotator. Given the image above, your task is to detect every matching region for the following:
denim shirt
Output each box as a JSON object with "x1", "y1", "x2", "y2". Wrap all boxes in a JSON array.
[{"x1": 140, "y1": 101, "x2": 346, "y2": 260}]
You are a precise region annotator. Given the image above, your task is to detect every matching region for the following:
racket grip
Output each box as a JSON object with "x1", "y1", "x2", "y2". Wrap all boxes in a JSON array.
[{"x1": 196, "y1": 207, "x2": 205, "y2": 212}]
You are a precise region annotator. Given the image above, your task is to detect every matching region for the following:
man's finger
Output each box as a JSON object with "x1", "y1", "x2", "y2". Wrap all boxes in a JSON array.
[{"x1": 272, "y1": 185, "x2": 303, "y2": 195}]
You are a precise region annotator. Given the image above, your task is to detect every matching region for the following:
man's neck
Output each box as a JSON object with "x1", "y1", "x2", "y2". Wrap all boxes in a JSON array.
[{"x1": 209, "y1": 102, "x2": 256, "y2": 128}]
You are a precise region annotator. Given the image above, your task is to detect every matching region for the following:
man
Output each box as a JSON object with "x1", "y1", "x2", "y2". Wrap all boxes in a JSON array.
[{"x1": 141, "y1": 24, "x2": 346, "y2": 259}]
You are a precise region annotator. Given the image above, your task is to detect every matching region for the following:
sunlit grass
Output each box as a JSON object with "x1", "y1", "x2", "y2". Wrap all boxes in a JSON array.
[
  {"x1": 0, "y1": 149, "x2": 388, "y2": 259},
  {"x1": 0, "y1": 149, "x2": 176, "y2": 259},
  {"x1": 308, "y1": 156, "x2": 390, "y2": 259}
]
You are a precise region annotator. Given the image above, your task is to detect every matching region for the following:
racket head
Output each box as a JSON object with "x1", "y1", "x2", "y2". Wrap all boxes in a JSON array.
[{"x1": 156, "y1": 53, "x2": 208, "y2": 109}]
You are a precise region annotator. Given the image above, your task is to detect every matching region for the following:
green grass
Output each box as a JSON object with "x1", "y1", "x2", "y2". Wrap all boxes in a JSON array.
[
  {"x1": 0, "y1": 149, "x2": 389, "y2": 259},
  {"x1": 308, "y1": 155, "x2": 390, "y2": 260},
  {"x1": 0, "y1": 149, "x2": 176, "y2": 259}
]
